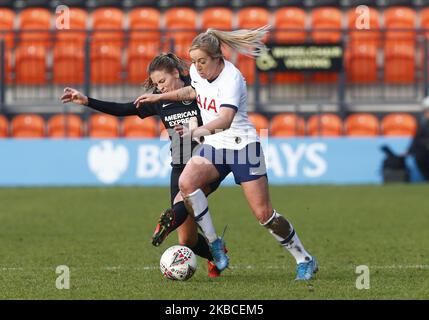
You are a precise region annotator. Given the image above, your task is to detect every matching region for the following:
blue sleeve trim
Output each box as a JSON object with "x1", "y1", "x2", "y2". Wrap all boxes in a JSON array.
[{"x1": 220, "y1": 104, "x2": 238, "y2": 112}]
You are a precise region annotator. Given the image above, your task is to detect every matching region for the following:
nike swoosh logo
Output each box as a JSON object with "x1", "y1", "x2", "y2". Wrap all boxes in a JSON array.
[{"x1": 162, "y1": 103, "x2": 173, "y2": 108}]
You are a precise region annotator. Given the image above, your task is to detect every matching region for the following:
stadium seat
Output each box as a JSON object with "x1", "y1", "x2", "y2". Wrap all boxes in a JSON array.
[
  {"x1": 11, "y1": 114, "x2": 45, "y2": 138},
  {"x1": 345, "y1": 42, "x2": 378, "y2": 83},
  {"x1": 272, "y1": 7, "x2": 306, "y2": 83},
  {"x1": 0, "y1": 114, "x2": 8, "y2": 137},
  {"x1": 128, "y1": 7, "x2": 161, "y2": 44},
  {"x1": 88, "y1": 114, "x2": 119, "y2": 138},
  {"x1": 201, "y1": 7, "x2": 233, "y2": 31},
  {"x1": 344, "y1": 113, "x2": 379, "y2": 136},
  {"x1": 347, "y1": 7, "x2": 381, "y2": 47},
  {"x1": 270, "y1": 113, "x2": 305, "y2": 137},
  {"x1": 91, "y1": 44, "x2": 122, "y2": 84},
  {"x1": 381, "y1": 113, "x2": 417, "y2": 136},
  {"x1": 383, "y1": 40, "x2": 415, "y2": 84},
  {"x1": 237, "y1": 7, "x2": 270, "y2": 84},
  {"x1": 164, "y1": 8, "x2": 197, "y2": 59},
  {"x1": 92, "y1": 7, "x2": 124, "y2": 47},
  {"x1": 15, "y1": 45, "x2": 48, "y2": 84},
  {"x1": 158, "y1": 121, "x2": 169, "y2": 139},
  {"x1": 126, "y1": 42, "x2": 158, "y2": 84},
  {"x1": 123, "y1": 116, "x2": 158, "y2": 138},
  {"x1": 0, "y1": 8, "x2": 15, "y2": 49},
  {"x1": 310, "y1": 7, "x2": 342, "y2": 44},
  {"x1": 307, "y1": 113, "x2": 343, "y2": 136},
  {"x1": 47, "y1": 114, "x2": 83, "y2": 138},
  {"x1": 247, "y1": 112, "x2": 269, "y2": 136},
  {"x1": 310, "y1": 7, "x2": 342, "y2": 83},
  {"x1": 18, "y1": 8, "x2": 52, "y2": 47},
  {"x1": 53, "y1": 45, "x2": 85, "y2": 85},
  {"x1": 55, "y1": 7, "x2": 88, "y2": 47},
  {"x1": 384, "y1": 7, "x2": 416, "y2": 42}
]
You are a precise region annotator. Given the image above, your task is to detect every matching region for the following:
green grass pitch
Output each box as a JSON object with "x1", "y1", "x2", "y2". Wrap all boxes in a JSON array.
[{"x1": 0, "y1": 185, "x2": 428, "y2": 299}]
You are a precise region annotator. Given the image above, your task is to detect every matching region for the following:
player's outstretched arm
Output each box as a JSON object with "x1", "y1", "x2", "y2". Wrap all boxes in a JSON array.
[
  {"x1": 134, "y1": 86, "x2": 196, "y2": 108},
  {"x1": 60, "y1": 87, "x2": 139, "y2": 117}
]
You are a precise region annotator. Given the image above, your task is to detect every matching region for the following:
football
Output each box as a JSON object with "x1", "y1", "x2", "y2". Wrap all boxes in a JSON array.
[{"x1": 160, "y1": 245, "x2": 197, "y2": 281}]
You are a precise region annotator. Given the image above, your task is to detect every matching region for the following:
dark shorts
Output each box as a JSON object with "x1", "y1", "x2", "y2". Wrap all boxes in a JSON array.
[
  {"x1": 170, "y1": 166, "x2": 222, "y2": 206},
  {"x1": 194, "y1": 142, "x2": 267, "y2": 185}
]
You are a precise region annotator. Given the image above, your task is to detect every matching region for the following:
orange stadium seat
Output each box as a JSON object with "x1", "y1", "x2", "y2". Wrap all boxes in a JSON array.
[
  {"x1": 310, "y1": 7, "x2": 342, "y2": 83},
  {"x1": 15, "y1": 45, "x2": 47, "y2": 84},
  {"x1": 381, "y1": 113, "x2": 417, "y2": 136},
  {"x1": 128, "y1": 7, "x2": 161, "y2": 47},
  {"x1": 123, "y1": 116, "x2": 158, "y2": 138},
  {"x1": 11, "y1": 114, "x2": 45, "y2": 138},
  {"x1": 158, "y1": 120, "x2": 169, "y2": 139},
  {"x1": 270, "y1": 113, "x2": 305, "y2": 137},
  {"x1": 384, "y1": 7, "x2": 416, "y2": 42},
  {"x1": 274, "y1": 7, "x2": 307, "y2": 43},
  {"x1": 384, "y1": 41, "x2": 415, "y2": 84},
  {"x1": 200, "y1": 7, "x2": 233, "y2": 60},
  {"x1": 0, "y1": 115, "x2": 8, "y2": 137},
  {"x1": 19, "y1": 8, "x2": 52, "y2": 47},
  {"x1": 247, "y1": 113, "x2": 269, "y2": 136},
  {"x1": 88, "y1": 114, "x2": 119, "y2": 138},
  {"x1": 164, "y1": 8, "x2": 197, "y2": 59},
  {"x1": 311, "y1": 7, "x2": 342, "y2": 44},
  {"x1": 55, "y1": 7, "x2": 88, "y2": 47},
  {"x1": 201, "y1": 7, "x2": 233, "y2": 30},
  {"x1": 53, "y1": 45, "x2": 85, "y2": 84},
  {"x1": 237, "y1": 7, "x2": 270, "y2": 84},
  {"x1": 0, "y1": 8, "x2": 15, "y2": 49},
  {"x1": 346, "y1": 42, "x2": 378, "y2": 83},
  {"x1": 307, "y1": 113, "x2": 343, "y2": 136},
  {"x1": 47, "y1": 114, "x2": 83, "y2": 138},
  {"x1": 344, "y1": 113, "x2": 379, "y2": 136},
  {"x1": 91, "y1": 44, "x2": 122, "y2": 84},
  {"x1": 126, "y1": 42, "x2": 158, "y2": 84},
  {"x1": 92, "y1": 7, "x2": 124, "y2": 47},
  {"x1": 273, "y1": 7, "x2": 306, "y2": 83},
  {"x1": 347, "y1": 7, "x2": 381, "y2": 47}
]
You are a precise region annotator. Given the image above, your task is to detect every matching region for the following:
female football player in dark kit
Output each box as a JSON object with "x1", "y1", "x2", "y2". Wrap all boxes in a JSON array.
[{"x1": 60, "y1": 53, "x2": 224, "y2": 278}]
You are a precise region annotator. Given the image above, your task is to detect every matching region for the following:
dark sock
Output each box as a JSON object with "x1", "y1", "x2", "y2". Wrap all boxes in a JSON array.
[
  {"x1": 171, "y1": 201, "x2": 189, "y2": 231},
  {"x1": 189, "y1": 233, "x2": 213, "y2": 261}
]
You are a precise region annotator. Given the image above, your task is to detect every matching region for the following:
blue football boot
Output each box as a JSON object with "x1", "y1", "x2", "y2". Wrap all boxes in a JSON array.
[{"x1": 295, "y1": 256, "x2": 318, "y2": 281}]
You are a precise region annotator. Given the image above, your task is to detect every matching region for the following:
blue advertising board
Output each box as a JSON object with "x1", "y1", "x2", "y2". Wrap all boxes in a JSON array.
[{"x1": 0, "y1": 137, "x2": 423, "y2": 187}]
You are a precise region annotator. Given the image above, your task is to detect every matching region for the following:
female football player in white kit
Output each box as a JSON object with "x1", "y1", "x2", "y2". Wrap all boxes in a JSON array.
[{"x1": 135, "y1": 27, "x2": 318, "y2": 280}]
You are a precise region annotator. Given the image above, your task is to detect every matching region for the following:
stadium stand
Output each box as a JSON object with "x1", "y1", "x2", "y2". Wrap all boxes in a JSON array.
[
  {"x1": 381, "y1": 112, "x2": 417, "y2": 136},
  {"x1": 307, "y1": 113, "x2": 343, "y2": 136},
  {"x1": 270, "y1": 113, "x2": 306, "y2": 136},
  {"x1": 11, "y1": 114, "x2": 45, "y2": 138},
  {"x1": 344, "y1": 113, "x2": 380, "y2": 136},
  {"x1": 47, "y1": 114, "x2": 83, "y2": 138},
  {"x1": 123, "y1": 116, "x2": 158, "y2": 138},
  {"x1": 164, "y1": 7, "x2": 197, "y2": 59},
  {"x1": 19, "y1": 7, "x2": 52, "y2": 47},
  {"x1": 88, "y1": 114, "x2": 119, "y2": 138},
  {"x1": 0, "y1": 114, "x2": 8, "y2": 137},
  {"x1": 15, "y1": 45, "x2": 48, "y2": 84}
]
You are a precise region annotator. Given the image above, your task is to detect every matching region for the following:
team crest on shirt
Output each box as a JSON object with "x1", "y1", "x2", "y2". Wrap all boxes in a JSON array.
[{"x1": 181, "y1": 100, "x2": 193, "y2": 105}]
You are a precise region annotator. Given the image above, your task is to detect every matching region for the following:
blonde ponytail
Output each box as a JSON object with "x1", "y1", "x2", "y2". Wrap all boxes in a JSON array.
[{"x1": 190, "y1": 25, "x2": 271, "y2": 59}]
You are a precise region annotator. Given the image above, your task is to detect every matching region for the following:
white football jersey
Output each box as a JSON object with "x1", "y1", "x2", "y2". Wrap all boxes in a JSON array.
[{"x1": 190, "y1": 59, "x2": 259, "y2": 150}]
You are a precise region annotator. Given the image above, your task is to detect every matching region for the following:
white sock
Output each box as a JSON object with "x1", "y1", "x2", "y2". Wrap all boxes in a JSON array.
[
  {"x1": 262, "y1": 210, "x2": 312, "y2": 264},
  {"x1": 186, "y1": 188, "x2": 218, "y2": 243}
]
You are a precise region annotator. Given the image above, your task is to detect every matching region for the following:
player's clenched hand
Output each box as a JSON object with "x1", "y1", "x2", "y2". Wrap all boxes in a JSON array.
[
  {"x1": 134, "y1": 94, "x2": 162, "y2": 108},
  {"x1": 174, "y1": 124, "x2": 190, "y2": 138},
  {"x1": 60, "y1": 87, "x2": 89, "y2": 106}
]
